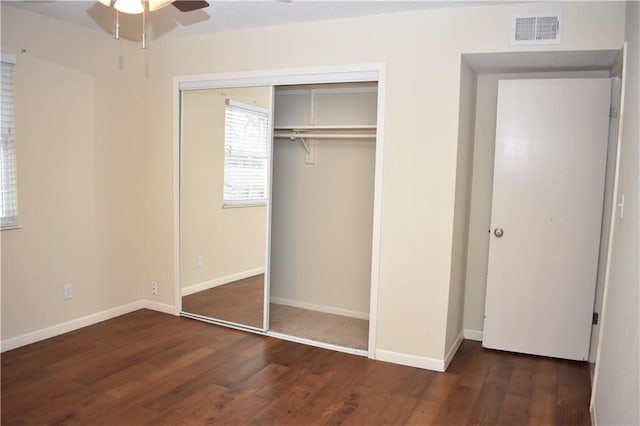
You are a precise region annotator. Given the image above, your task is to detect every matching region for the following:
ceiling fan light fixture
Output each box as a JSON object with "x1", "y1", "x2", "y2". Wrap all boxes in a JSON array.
[
  {"x1": 114, "y1": 0, "x2": 144, "y2": 14},
  {"x1": 102, "y1": 0, "x2": 209, "y2": 48},
  {"x1": 149, "y1": 0, "x2": 173, "y2": 12}
]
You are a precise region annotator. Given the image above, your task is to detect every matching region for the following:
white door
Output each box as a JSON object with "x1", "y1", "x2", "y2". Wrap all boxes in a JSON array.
[{"x1": 483, "y1": 78, "x2": 611, "y2": 361}]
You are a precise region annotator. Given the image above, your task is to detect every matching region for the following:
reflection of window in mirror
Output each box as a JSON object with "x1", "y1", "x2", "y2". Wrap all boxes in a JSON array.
[
  {"x1": 223, "y1": 100, "x2": 269, "y2": 208},
  {"x1": 1, "y1": 55, "x2": 18, "y2": 229}
]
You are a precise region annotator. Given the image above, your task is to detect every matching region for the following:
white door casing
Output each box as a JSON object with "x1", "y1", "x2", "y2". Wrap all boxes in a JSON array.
[{"x1": 483, "y1": 78, "x2": 611, "y2": 361}]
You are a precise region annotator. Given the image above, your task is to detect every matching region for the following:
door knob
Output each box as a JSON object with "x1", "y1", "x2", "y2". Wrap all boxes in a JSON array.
[{"x1": 494, "y1": 228, "x2": 504, "y2": 238}]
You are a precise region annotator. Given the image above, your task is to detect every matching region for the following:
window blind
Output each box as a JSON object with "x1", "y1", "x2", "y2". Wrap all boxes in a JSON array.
[
  {"x1": 223, "y1": 100, "x2": 269, "y2": 206},
  {"x1": 1, "y1": 59, "x2": 17, "y2": 227}
]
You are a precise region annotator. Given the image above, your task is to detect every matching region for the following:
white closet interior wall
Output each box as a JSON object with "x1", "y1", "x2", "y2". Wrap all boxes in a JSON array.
[{"x1": 270, "y1": 84, "x2": 377, "y2": 319}]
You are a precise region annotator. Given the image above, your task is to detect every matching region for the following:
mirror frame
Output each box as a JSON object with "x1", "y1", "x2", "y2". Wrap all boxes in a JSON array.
[{"x1": 172, "y1": 64, "x2": 386, "y2": 357}]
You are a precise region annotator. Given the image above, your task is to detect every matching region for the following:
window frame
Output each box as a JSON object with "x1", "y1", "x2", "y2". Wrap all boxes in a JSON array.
[{"x1": 1, "y1": 52, "x2": 18, "y2": 230}]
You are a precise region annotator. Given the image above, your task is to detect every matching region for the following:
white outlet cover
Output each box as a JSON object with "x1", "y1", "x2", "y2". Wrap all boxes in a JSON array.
[{"x1": 63, "y1": 283, "x2": 73, "y2": 300}]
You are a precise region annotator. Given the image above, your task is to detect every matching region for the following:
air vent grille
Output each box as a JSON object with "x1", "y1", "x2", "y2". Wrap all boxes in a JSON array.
[{"x1": 512, "y1": 13, "x2": 561, "y2": 45}]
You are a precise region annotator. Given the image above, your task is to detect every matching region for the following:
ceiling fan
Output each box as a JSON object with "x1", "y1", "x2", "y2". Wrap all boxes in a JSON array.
[
  {"x1": 98, "y1": 0, "x2": 209, "y2": 14},
  {"x1": 97, "y1": 0, "x2": 210, "y2": 48}
]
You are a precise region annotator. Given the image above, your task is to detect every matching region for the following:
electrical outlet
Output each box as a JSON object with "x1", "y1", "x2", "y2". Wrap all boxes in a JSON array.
[
  {"x1": 63, "y1": 283, "x2": 73, "y2": 300},
  {"x1": 197, "y1": 256, "x2": 203, "y2": 267},
  {"x1": 151, "y1": 281, "x2": 158, "y2": 296}
]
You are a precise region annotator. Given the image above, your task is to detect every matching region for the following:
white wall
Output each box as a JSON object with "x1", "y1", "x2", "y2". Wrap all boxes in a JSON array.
[
  {"x1": 445, "y1": 57, "x2": 476, "y2": 353},
  {"x1": 592, "y1": 2, "x2": 640, "y2": 424},
  {"x1": 462, "y1": 69, "x2": 612, "y2": 337},
  {"x1": 270, "y1": 88, "x2": 376, "y2": 318},
  {"x1": 1, "y1": 6, "x2": 146, "y2": 341},
  {"x1": 181, "y1": 88, "x2": 268, "y2": 291},
  {"x1": 142, "y1": 2, "x2": 625, "y2": 364}
]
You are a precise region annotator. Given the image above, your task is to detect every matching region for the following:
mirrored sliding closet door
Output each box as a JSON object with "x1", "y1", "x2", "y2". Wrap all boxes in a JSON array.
[{"x1": 180, "y1": 86, "x2": 273, "y2": 330}]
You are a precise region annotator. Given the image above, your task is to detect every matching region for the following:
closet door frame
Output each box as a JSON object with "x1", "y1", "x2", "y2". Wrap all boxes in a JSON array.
[{"x1": 172, "y1": 63, "x2": 387, "y2": 358}]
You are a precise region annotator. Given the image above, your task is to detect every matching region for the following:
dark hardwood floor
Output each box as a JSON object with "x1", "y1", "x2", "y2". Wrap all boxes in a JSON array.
[
  {"x1": 1, "y1": 309, "x2": 592, "y2": 425},
  {"x1": 182, "y1": 274, "x2": 265, "y2": 328}
]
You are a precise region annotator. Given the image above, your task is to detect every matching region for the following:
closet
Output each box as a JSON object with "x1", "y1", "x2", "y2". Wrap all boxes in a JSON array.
[
  {"x1": 269, "y1": 83, "x2": 378, "y2": 351},
  {"x1": 177, "y1": 74, "x2": 381, "y2": 356}
]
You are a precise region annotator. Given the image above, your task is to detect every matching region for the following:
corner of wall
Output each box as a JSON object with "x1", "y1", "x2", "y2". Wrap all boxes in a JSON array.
[{"x1": 445, "y1": 55, "x2": 479, "y2": 354}]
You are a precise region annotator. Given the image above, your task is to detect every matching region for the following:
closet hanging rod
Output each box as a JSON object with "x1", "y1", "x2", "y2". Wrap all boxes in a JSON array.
[
  {"x1": 273, "y1": 125, "x2": 376, "y2": 131},
  {"x1": 274, "y1": 132, "x2": 376, "y2": 140}
]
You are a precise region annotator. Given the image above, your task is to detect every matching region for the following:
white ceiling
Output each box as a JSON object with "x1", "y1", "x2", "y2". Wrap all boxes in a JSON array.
[{"x1": 6, "y1": 0, "x2": 497, "y2": 41}]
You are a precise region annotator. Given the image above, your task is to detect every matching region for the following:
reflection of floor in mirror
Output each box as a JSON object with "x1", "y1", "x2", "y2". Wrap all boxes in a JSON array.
[
  {"x1": 182, "y1": 274, "x2": 264, "y2": 328},
  {"x1": 269, "y1": 304, "x2": 369, "y2": 351}
]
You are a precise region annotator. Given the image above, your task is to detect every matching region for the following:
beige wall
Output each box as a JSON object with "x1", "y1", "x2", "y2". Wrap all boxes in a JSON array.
[
  {"x1": 445, "y1": 58, "x2": 476, "y2": 354},
  {"x1": 462, "y1": 69, "x2": 612, "y2": 336},
  {"x1": 181, "y1": 88, "x2": 268, "y2": 290},
  {"x1": 270, "y1": 88, "x2": 376, "y2": 317},
  {"x1": 592, "y1": 2, "x2": 639, "y2": 424},
  {"x1": 141, "y1": 2, "x2": 625, "y2": 361},
  {"x1": 1, "y1": 6, "x2": 145, "y2": 340}
]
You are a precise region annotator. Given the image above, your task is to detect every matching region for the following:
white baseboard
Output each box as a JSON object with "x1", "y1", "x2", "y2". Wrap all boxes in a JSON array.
[
  {"x1": 375, "y1": 332, "x2": 463, "y2": 373},
  {"x1": 270, "y1": 296, "x2": 369, "y2": 320},
  {"x1": 444, "y1": 332, "x2": 464, "y2": 371},
  {"x1": 143, "y1": 300, "x2": 178, "y2": 315},
  {"x1": 0, "y1": 299, "x2": 181, "y2": 353},
  {"x1": 463, "y1": 328, "x2": 484, "y2": 341},
  {"x1": 0, "y1": 300, "x2": 145, "y2": 353},
  {"x1": 375, "y1": 349, "x2": 446, "y2": 372},
  {"x1": 182, "y1": 268, "x2": 264, "y2": 296}
]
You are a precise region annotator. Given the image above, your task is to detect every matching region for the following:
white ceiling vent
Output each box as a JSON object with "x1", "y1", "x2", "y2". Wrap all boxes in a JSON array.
[{"x1": 511, "y1": 12, "x2": 562, "y2": 45}]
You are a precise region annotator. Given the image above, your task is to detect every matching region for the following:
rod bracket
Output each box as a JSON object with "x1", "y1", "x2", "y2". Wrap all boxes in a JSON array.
[{"x1": 294, "y1": 135, "x2": 316, "y2": 165}]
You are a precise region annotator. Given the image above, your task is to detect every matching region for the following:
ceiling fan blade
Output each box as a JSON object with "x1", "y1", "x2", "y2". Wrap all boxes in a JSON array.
[{"x1": 172, "y1": 0, "x2": 209, "y2": 12}]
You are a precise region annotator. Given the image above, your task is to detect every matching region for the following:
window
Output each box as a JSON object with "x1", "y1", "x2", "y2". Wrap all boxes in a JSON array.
[
  {"x1": 1, "y1": 54, "x2": 17, "y2": 228},
  {"x1": 223, "y1": 99, "x2": 269, "y2": 207}
]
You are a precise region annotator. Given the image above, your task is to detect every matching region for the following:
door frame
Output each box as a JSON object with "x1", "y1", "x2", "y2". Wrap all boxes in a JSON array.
[
  {"x1": 460, "y1": 49, "x2": 623, "y2": 347},
  {"x1": 590, "y1": 42, "x2": 628, "y2": 417},
  {"x1": 172, "y1": 63, "x2": 387, "y2": 358}
]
